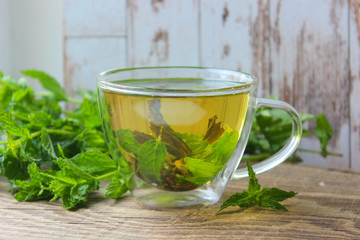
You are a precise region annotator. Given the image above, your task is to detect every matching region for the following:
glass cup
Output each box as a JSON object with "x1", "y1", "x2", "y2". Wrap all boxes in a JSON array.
[{"x1": 97, "y1": 67, "x2": 302, "y2": 209}]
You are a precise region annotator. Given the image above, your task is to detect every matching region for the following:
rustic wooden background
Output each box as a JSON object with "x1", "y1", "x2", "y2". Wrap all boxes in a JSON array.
[{"x1": 63, "y1": 0, "x2": 360, "y2": 170}]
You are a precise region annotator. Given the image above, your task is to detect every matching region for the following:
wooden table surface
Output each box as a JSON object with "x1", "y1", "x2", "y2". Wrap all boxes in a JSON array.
[{"x1": 1, "y1": 164, "x2": 359, "y2": 239}]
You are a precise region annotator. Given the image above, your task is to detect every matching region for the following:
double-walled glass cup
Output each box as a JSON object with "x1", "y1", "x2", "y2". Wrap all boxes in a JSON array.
[{"x1": 97, "y1": 67, "x2": 302, "y2": 209}]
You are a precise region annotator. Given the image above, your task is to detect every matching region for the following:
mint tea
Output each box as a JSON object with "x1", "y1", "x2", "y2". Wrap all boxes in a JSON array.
[{"x1": 99, "y1": 79, "x2": 250, "y2": 191}]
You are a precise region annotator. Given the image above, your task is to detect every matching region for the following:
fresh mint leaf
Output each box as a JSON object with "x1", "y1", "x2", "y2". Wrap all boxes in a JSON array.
[
  {"x1": 137, "y1": 139, "x2": 167, "y2": 183},
  {"x1": 28, "y1": 111, "x2": 52, "y2": 128},
  {"x1": 258, "y1": 187, "x2": 296, "y2": 210},
  {"x1": 0, "y1": 77, "x2": 21, "y2": 108},
  {"x1": 76, "y1": 89, "x2": 98, "y2": 103},
  {"x1": 0, "y1": 108, "x2": 30, "y2": 138},
  {"x1": 48, "y1": 171, "x2": 94, "y2": 210},
  {"x1": 314, "y1": 114, "x2": 333, "y2": 157},
  {"x1": 300, "y1": 113, "x2": 315, "y2": 122},
  {"x1": 116, "y1": 155, "x2": 133, "y2": 184},
  {"x1": 70, "y1": 98, "x2": 102, "y2": 129},
  {"x1": 247, "y1": 161, "x2": 260, "y2": 193},
  {"x1": 69, "y1": 151, "x2": 117, "y2": 179},
  {"x1": 218, "y1": 161, "x2": 296, "y2": 213},
  {"x1": 74, "y1": 129, "x2": 108, "y2": 152},
  {"x1": 104, "y1": 177, "x2": 129, "y2": 199},
  {"x1": 21, "y1": 70, "x2": 67, "y2": 101},
  {"x1": 56, "y1": 157, "x2": 95, "y2": 182},
  {"x1": 40, "y1": 128, "x2": 57, "y2": 160},
  {"x1": 14, "y1": 163, "x2": 52, "y2": 201},
  {"x1": 13, "y1": 87, "x2": 34, "y2": 104},
  {"x1": 1, "y1": 148, "x2": 29, "y2": 180}
]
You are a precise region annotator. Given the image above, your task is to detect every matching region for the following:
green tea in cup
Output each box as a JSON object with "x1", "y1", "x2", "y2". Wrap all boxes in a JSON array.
[{"x1": 97, "y1": 67, "x2": 302, "y2": 208}]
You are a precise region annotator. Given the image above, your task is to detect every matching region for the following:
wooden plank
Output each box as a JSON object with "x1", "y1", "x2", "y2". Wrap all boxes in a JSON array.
[
  {"x1": 127, "y1": 0, "x2": 199, "y2": 67},
  {"x1": 350, "y1": 0, "x2": 360, "y2": 170},
  {"x1": 64, "y1": 37, "x2": 126, "y2": 97},
  {"x1": 1, "y1": 164, "x2": 359, "y2": 239},
  {"x1": 64, "y1": 0, "x2": 126, "y2": 37},
  {"x1": 269, "y1": 0, "x2": 350, "y2": 168},
  {"x1": 200, "y1": 0, "x2": 271, "y2": 97}
]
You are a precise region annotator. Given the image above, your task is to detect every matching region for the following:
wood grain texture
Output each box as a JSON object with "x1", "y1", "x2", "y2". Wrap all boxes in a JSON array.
[
  {"x1": 127, "y1": 0, "x2": 199, "y2": 67},
  {"x1": 64, "y1": 37, "x2": 126, "y2": 97},
  {"x1": 64, "y1": 0, "x2": 126, "y2": 37},
  {"x1": 62, "y1": 1, "x2": 360, "y2": 169},
  {"x1": 269, "y1": 0, "x2": 350, "y2": 169},
  {"x1": 200, "y1": 0, "x2": 271, "y2": 97},
  {"x1": 350, "y1": 0, "x2": 360, "y2": 169},
  {"x1": 1, "y1": 164, "x2": 359, "y2": 239}
]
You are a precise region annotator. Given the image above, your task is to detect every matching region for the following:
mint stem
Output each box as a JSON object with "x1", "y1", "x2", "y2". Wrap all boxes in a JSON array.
[
  {"x1": 47, "y1": 129, "x2": 75, "y2": 135},
  {"x1": 67, "y1": 97, "x2": 82, "y2": 104},
  {"x1": 11, "y1": 112, "x2": 30, "y2": 122},
  {"x1": 62, "y1": 110, "x2": 73, "y2": 115},
  {"x1": 297, "y1": 148, "x2": 342, "y2": 157},
  {"x1": 242, "y1": 153, "x2": 271, "y2": 161},
  {"x1": 1, "y1": 129, "x2": 75, "y2": 146},
  {"x1": 94, "y1": 170, "x2": 119, "y2": 180}
]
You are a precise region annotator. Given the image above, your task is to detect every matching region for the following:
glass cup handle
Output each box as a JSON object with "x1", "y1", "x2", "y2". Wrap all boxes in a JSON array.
[{"x1": 232, "y1": 98, "x2": 302, "y2": 180}]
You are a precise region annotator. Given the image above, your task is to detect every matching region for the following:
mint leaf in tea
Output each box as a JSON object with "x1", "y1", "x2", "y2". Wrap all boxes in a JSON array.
[{"x1": 101, "y1": 79, "x2": 250, "y2": 191}]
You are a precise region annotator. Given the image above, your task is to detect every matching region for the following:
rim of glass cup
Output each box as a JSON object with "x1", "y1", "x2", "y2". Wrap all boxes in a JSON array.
[{"x1": 97, "y1": 66, "x2": 257, "y2": 97}]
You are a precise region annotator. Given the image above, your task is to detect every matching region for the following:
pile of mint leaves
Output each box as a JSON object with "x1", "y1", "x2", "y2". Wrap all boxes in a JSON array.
[{"x1": 0, "y1": 70, "x2": 339, "y2": 212}]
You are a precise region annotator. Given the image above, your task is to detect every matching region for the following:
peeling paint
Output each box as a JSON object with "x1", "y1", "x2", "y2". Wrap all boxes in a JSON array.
[
  {"x1": 249, "y1": 0, "x2": 271, "y2": 96},
  {"x1": 352, "y1": 0, "x2": 360, "y2": 44},
  {"x1": 222, "y1": 4, "x2": 229, "y2": 25},
  {"x1": 128, "y1": 0, "x2": 138, "y2": 67},
  {"x1": 149, "y1": 29, "x2": 169, "y2": 63},
  {"x1": 291, "y1": 2, "x2": 349, "y2": 149},
  {"x1": 272, "y1": 0, "x2": 282, "y2": 53},
  {"x1": 221, "y1": 44, "x2": 230, "y2": 58},
  {"x1": 151, "y1": 0, "x2": 164, "y2": 12}
]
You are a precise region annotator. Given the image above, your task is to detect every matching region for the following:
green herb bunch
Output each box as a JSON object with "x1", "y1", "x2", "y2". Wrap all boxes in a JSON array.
[{"x1": 0, "y1": 70, "x2": 128, "y2": 209}]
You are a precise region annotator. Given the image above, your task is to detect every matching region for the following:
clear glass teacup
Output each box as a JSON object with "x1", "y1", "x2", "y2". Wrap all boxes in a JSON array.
[{"x1": 97, "y1": 67, "x2": 302, "y2": 209}]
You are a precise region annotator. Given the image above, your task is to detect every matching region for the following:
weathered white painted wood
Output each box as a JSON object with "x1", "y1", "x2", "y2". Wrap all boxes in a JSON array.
[
  {"x1": 200, "y1": 0, "x2": 271, "y2": 97},
  {"x1": 61, "y1": 0, "x2": 358, "y2": 169},
  {"x1": 64, "y1": 0, "x2": 126, "y2": 37},
  {"x1": 350, "y1": 0, "x2": 360, "y2": 169},
  {"x1": 64, "y1": 37, "x2": 126, "y2": 96},
  {"x1": 269, "y1": 0, "x2": 350, "y2": 168},
  {"x1": 127, "y1": 0, "x2": 199, "y2": 67}
]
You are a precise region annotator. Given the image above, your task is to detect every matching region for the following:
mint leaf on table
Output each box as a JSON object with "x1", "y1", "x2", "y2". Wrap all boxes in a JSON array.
[
  {"x1": 104, "y1": 176, "x2": 129, "y2": 199},
  {"x1": 217, "y1": 161, "x2": 296, "y2": 214},
  {"x1": 314, "y1": 113, "x2": 333, "y2": 157},
  {"x1": 21, "y1": 70, "x2": 67, "y2": 101}
]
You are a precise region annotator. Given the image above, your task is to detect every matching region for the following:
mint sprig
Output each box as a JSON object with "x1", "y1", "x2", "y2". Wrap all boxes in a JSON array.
[{"x1": 217, "y1": 161, "x2": 297, "y2": 214}]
